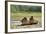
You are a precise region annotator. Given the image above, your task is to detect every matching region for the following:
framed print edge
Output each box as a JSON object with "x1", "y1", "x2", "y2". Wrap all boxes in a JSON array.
[
  {"x1": 5, "y1": 1, "x2": 45, "y2": 33},
  {"x1": 5, "y1": 1, "x2": 8, "y2": 33}
]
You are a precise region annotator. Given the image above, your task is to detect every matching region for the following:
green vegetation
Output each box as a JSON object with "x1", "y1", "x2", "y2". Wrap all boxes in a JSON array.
[
  {"x1": 11, "y1": 12, "x2": 41, "y2": 20},
  {"x1": 10, "y1": 5, "x2": 42, "y2": 20},
  {"x1": 10, "y1": 5, "x2": 42, "y2": 13}
]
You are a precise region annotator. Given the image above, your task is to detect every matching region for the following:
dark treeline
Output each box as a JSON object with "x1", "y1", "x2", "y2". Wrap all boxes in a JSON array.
[{"x1": 11, "y1": 5, "x2": 42, "y2": 13}]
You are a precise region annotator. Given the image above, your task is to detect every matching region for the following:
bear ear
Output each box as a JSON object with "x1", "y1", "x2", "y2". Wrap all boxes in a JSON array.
[
  {"x1": 31, "y1": 16, "x2": 33, "y2": 18},
  {"x1": 24, "y1": 17, "x2": 27, "y2": 18}
]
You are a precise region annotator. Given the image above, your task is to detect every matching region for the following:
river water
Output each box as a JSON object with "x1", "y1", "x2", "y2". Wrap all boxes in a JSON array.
[{"x1": 10, "y1": 17, "x2": 42, "y2": 29}]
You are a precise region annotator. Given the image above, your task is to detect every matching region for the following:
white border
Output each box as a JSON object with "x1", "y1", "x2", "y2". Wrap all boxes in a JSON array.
[{"x1": 8, "y1": 2, "x2": 44, "y2": 32}]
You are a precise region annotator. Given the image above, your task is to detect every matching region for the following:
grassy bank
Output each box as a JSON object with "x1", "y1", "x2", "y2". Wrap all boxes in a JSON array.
[{"x1": 10, "y1": 12, "x2": 42, "y2": 20}]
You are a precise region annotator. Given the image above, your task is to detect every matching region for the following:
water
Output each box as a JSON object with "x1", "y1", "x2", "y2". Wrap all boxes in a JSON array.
[
  {"x1": 10, "y1": 20, "x2": 42, "y2": 29},
  {"x1": 10, "y1": 17, "x2": 42, "y2": 29}
]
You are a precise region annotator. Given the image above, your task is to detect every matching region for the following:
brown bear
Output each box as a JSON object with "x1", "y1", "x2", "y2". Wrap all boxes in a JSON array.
[
  {"x1": 21, "y1": 17, "x2": 28, "y2": 25},
  {"x1": 29, "y1": 16, "x2": 38, "y2": 25}
]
